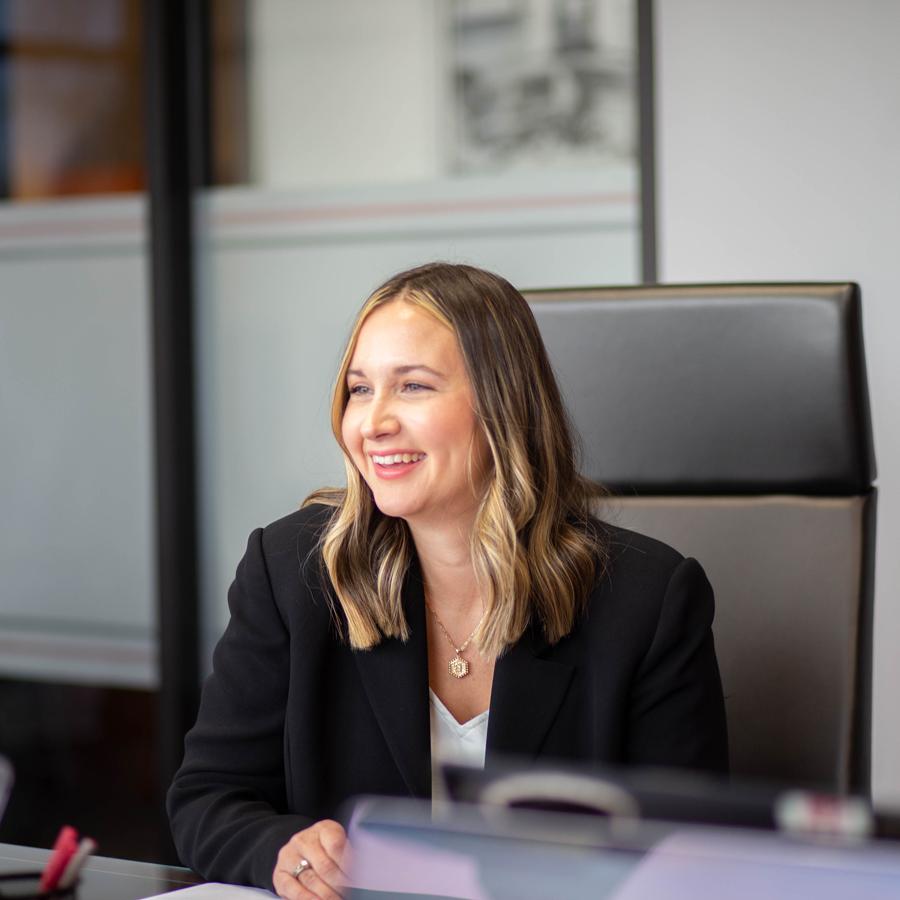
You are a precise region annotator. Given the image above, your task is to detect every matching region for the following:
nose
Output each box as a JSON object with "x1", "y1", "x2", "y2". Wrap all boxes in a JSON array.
[{"x1": 360, "y1": 394, "x2": 400, "y2": 440}]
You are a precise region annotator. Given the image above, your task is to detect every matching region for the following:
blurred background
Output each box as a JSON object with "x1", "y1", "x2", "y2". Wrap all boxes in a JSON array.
[{"x1": 0, "y1": 0, "x2": 897, "y2": 866}]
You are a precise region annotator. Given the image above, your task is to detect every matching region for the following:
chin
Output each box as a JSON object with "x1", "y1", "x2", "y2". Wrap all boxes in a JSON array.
[{"x1": 369, "y1": 493, "x2": 420, "y2": 521}]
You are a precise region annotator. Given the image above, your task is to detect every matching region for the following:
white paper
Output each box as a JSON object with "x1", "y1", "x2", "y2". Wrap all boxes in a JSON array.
[
  {"x1": 141, "y1": 883, "x2": 276, "y2": 899},
  {"x1": 611, "y1": 830, "x2": 900, "y2": 900}
]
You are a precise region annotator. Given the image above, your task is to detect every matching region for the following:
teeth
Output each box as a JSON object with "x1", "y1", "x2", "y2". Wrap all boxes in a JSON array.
[{"x1": 373, "y1": 453, "x2": 425, "y2": 465}]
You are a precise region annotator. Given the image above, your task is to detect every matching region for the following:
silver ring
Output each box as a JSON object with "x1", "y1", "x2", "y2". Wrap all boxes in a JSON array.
[{"x1": 291, "y1": 858, "x2": 312, "y2": 879}]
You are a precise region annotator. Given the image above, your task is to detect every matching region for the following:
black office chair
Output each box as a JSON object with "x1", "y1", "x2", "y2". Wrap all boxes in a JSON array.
[{"x1": 525, "y1": 283, "x2": 877, "y2": 795}]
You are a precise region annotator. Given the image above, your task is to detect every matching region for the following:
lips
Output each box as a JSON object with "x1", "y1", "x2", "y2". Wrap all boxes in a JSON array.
[{"x1": 369, "y1": 451, "x2": 426, "y2": 480}]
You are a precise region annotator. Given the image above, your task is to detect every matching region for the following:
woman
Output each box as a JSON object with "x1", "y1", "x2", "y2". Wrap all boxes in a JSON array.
[{"x1": 168, "y1": 263, "x2": 728, "y2": 898}]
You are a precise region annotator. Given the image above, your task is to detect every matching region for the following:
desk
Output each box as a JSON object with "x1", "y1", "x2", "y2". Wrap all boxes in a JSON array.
[{"x1": 0, "y1": 842, "x2": 201, "y2": 899}]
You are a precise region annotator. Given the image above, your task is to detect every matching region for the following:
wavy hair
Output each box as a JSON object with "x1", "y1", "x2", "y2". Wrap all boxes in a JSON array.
[{"x1": 305, "y1": 262, "x2": 606, "y2": 655}]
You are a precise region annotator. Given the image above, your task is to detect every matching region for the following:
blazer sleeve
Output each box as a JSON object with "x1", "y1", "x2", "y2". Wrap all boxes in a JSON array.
[
  {"x1": 167, "y1": 527, "x2": 313, "y2": 889},
  {"x1": 625, "y1": 556, "x2": 729, "y2": 774}
]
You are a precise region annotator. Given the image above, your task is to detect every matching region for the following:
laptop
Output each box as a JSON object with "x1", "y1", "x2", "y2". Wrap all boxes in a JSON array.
[{"x1": 345, "y1": 795, "x2": 900, "y2": 899}]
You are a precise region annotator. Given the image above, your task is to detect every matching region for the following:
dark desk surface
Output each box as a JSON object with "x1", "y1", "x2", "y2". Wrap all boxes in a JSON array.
[{"x1": 0, "y1": 842, "x2": 201, "y2": 899}]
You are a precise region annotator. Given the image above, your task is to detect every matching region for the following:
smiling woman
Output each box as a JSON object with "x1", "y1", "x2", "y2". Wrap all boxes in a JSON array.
[
  {"x1": 341, "y1": 301, "x2": 487, "y2": 527},
  {"x1": 167, "y1": 262, "x2": 728, "y2": 899}
]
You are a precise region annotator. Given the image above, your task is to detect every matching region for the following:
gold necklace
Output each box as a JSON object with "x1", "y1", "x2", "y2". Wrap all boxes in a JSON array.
[{"x1": 426, "y1": 602, "x2": 487, "y2": 679}]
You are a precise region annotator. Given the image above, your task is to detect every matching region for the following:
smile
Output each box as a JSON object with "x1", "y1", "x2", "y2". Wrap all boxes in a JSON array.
[{"x1": 371, "y1": 453, "x2": 427, "y2": 465}]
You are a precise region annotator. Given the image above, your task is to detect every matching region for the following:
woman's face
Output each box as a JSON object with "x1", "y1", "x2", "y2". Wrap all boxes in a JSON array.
[{"x1": 341, "y1": 300, "x2": 489, "y2": 530}]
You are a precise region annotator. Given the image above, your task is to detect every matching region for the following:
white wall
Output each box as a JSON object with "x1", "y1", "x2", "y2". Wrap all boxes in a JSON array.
[{"x1": 655, "y1": 0, "x2": 900, "y2": 804}]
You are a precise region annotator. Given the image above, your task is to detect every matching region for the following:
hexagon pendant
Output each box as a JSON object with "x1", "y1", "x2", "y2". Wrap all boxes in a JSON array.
[{"x1": 448, "y1": 655, "x2": 469, "y2": 679}]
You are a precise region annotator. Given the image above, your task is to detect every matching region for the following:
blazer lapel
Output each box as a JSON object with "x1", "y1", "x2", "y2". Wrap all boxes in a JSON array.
[
  {"x1": 487, "y1": 626, "x2": 575, "y2": 760},
  {"x1": 352, "y1": 561, "x2": 431, "y2": 798}
]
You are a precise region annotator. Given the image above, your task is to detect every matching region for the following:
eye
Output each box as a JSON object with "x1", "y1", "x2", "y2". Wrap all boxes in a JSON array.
[
  {"x1": 348, "y1": 384, "x2": 370, "y2": 396},
  {"x1": 402, "y1": 382, "x2": 431, "y2": 393}
]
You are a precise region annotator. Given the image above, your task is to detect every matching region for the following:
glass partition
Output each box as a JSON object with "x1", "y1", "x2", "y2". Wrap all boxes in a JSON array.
[
  {"x1": 197, "y1": 0, "x2": 642, "y2": 656},
  {"x1": 0, "y1": 0, "x2": 163, "y2": 862}
]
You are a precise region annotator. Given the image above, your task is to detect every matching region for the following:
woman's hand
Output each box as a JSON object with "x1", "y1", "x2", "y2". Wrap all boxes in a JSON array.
[{"x1": 272, "y1": 820, "x2": 349, "y2": 899}]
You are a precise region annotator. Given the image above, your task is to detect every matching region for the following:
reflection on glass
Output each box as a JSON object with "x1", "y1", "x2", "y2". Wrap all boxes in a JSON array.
[
  {"x1": 0, "y1": 0, "x2": 162, "y2": 865},
  {"x1": 208, "y1": 0, "x2": 636, "y2": 190},
  {"x1": 2, "y1": 0, "x2": 144, "y2": 199},
  {"x1": 450, "y1": 0, "x2": 635, "y2": 173},
  {"x1": 197, "y1": 1, "x2": 643, "y2": 665}
]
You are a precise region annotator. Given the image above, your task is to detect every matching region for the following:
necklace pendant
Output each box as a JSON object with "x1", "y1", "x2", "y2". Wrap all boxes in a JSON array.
[{"x1": 448, "y1": 655, "x2": 469, "y2": 679}]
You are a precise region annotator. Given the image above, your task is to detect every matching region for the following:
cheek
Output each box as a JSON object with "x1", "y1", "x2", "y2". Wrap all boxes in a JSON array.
[
  {"x1": 442, "y1": 405, "x2": 483, "y2": 461},
  {"x1": 412, "y1": 406, "x2": 464, "y2": 451},
  {"x1": 341, "y1": 408, "x2": 361, "y2": 455}
]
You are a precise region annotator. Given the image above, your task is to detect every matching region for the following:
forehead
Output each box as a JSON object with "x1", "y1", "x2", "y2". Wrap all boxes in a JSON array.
[{"x1": 349, "y1": 301, "x2": 461, "y2": 367}]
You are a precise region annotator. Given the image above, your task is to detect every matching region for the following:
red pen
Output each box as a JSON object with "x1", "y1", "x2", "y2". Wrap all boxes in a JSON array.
[
  {"x1": 39, "y1": 825, "x2": 79, "y2": 893},
  {"x1": 58, "y1": 836, "x2": 97, "y2": 890}
]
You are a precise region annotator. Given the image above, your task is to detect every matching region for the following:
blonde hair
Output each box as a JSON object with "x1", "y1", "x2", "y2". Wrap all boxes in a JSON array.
[{"x1": 305, "y1": 262, "x2": 606, "y2": 656}]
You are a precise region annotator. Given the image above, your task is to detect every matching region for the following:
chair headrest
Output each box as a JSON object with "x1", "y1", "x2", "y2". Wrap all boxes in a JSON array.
[{"x1": 526, "y1": 283, "x2": 876, "y2": 494}]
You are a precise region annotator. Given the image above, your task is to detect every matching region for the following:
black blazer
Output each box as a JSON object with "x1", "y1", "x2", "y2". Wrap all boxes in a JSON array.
[{"x1": 168, "y1": 504, "x2": 728, "y2": 889}]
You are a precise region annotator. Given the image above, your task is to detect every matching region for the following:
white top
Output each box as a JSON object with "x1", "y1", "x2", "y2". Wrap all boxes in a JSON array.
[{"x1": 429, "y1": 689, "x2": 489, "y2": 803}]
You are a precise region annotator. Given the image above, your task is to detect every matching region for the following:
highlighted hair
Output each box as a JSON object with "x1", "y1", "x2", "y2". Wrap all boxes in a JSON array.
[{"x1": 305, "y1": 262, "x2": 605, "y2": 655}]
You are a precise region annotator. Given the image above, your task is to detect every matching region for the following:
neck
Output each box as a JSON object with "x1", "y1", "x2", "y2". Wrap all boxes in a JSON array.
[{"x1": 407, "y1": 517, "x2": 480, "y2": 617}]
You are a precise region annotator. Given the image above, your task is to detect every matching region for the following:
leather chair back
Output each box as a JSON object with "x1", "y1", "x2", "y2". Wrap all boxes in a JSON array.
[{"x1": 526, "y1": 283, "x2": 876, "y2": 793}]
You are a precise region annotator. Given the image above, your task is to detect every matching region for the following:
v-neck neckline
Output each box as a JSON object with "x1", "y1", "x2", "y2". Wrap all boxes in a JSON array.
[{"x1": 429, "y1": 688, "x2": 489, "y2": 730}]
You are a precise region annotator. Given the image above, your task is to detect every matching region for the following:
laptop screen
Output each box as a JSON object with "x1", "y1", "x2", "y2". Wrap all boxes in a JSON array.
[{"x1": 346, "y1": 797, "x2": 900, "y2": 899}]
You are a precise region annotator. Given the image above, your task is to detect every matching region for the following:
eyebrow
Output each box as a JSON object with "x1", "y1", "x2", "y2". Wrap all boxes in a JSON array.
[{"x1": 347, "y1": 364, "x2": 446, "y2": 379}]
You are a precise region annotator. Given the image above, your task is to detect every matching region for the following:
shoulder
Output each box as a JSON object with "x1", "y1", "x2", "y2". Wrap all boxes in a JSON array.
[
  {"x1": 257, "y1": 502, "x2": 336, "y2": 561},
  {"x1": 583, "y1": 518, "x2": 711, "y2": 632},
  {"x1": 239, "y1": 503, "x2": 338, "y2": 622},
  {"x1": 592, "y1": 518, "x2": 686, "y2": 586}
]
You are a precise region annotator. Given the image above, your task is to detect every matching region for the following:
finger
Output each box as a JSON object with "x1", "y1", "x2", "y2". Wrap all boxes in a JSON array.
[
  {"x1": 298, "y1": 840, "x2": 346, "y2": 897},
  {"x1": 280, "y1": 840, "x2": 344, "y2": 900},
  {"x1": 272, "y1": 867, "x2": 317, "y2": 900},
  {"x1": 286, "y1": 824, "x2": 347, "y2": 887},
  {"x1": 316, "y1": 821, "x2": 350, "y2": 880},
  {"x1": 274, "y1": 823, "x2": 349, "y2": 899},
  {"x1": 294, "y1": 865, "x2": 343, "y2": 900},
  {"x1": 273, "y1": 847, "x2": 308, "y2": 899}
]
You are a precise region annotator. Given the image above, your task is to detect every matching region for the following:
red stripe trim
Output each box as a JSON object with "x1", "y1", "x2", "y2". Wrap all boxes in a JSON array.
[
  {"x1": 0, "y1": 637, "x2": 152, "y2": 666},
  {"x1": 0, "y1": 191, "x2": 635, "y2": 241},
  {"x1": 0, "y1": 217, "x2": 142, "y2": 240},
  {"x1": 214, "y1": 191, "x2": 636, "y2": 226}
]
